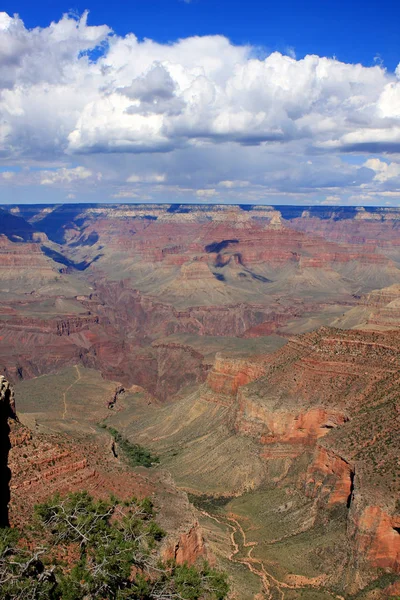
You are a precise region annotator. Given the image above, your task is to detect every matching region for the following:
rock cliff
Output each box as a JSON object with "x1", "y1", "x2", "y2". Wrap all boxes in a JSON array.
[
  {"x1": 233, "y1": 327, "x2": 399, "y2": 584},
  {"x1": 0, "y1": 376, "x2": 15, "y2": 526},
  {"x1": 4, "y1": 377, "x2": 209, "y2": 569}
]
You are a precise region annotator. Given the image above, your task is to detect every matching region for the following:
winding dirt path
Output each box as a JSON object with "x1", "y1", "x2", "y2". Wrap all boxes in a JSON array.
[
  {"x1": 199, "y1": 508, "x2": 345, "y2": 600},
  {"x1": 200, "y1": 508, "x2": 277, "y2": 599},
  {"x1": 62, "y1": 365, "x2": 81, "y2": 420}
]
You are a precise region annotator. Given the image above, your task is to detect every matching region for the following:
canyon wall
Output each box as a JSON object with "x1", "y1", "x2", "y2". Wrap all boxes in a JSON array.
[
  {"x1": 201, "y1": 328, "x2": 400, "y2": 583},
  {"x1": 0, "y1": 376, "x2": 15, "y2": 526}
]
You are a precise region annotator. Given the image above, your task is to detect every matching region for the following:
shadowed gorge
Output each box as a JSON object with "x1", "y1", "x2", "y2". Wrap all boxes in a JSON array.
[{"x1": 0, "y1": 203, "x2": 399, "y2": 599}]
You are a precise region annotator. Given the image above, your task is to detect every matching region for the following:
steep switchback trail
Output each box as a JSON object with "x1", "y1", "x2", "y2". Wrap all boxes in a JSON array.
[
  {"x1": 199, "y1": 508, "x2": 346, "y2": 600},
  {"x1": 199, "y1": 507, "x2": 273, "y2": 596}
]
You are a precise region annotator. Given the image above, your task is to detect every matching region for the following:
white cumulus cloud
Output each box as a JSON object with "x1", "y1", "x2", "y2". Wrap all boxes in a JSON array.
[
  {"x1": 364, "y1": 158, "x2": 400, "y2": 182},
  {"x1": 0, "y1": 11, "x2": 399, "y2": 203},
  {"x1": 40, "y1": 166, "x2": 93, "y2": 185}
]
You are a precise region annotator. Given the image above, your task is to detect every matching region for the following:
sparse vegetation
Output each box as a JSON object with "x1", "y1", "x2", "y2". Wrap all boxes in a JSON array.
[
  {"x1": 188, "y1": 494, "x2": 234, "y2": 512},
  {"x1": 0, "y1": 491, "x2": 229, "y2": 600},
  {"x1": 350, "y1": 571, "x2": 399, "y2": 598},
  {"x1": 99, "y1": 423, "x2": 159, "y2": 468}
]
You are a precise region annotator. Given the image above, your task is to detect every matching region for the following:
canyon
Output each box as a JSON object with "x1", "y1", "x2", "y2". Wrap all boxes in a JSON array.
[{"x1": 0, "y1": 203, "x2": 399, "y2": 599}]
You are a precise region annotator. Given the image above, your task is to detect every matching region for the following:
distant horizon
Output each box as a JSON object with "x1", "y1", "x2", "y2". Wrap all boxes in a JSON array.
[{"x1": 2, "y1": 202, "x2": 400, "y2": 211}]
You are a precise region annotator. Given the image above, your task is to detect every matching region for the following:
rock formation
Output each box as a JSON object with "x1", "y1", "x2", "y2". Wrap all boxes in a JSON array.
[
  {"x1": 5, "y1": 380, "x2": 209, "y2": 570},
  {"x1": 231, "y1": 327, "x2": 400, "y2": 584},
  {"x1": 0, "y1": 376, "x2": 15, "y2": 526},
  {"x1": 163, "y1": 522, "x2": 208, "y2": 565}
]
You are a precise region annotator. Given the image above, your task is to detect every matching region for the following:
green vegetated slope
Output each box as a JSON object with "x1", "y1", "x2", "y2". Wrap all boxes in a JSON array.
[
  {"x1": 106, "y1": 387, "x2": 267, "y2": 497},
  {"x1": 99, "y1": 423, "x2": 160, "y2": 468},
  {"x1": 1, "y1": 491, "x2": 229, "y2": 600}
]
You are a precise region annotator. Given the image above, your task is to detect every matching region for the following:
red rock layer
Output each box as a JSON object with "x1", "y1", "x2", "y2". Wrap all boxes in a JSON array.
[
  {"x1": 9, "y1": 418, "x2": 209, "y2": 568},
  {"x1": 235, "y1": 401, "x2": 347, "y2": 449},
  {"x1": 8, "y1": 419, "x2": 153, "y2": 527},
  {"x1": 206, "y1": 354, "x2": 268, "y2": 398},
  {"x1": 0, "y1": 235, "x2": 55, "y2": 273},
  {"x1": 349, "y1": 501, "x2": 400, "y2": 573},
  {"x1": 204, "y1": 327, "x2": 400, "y2": 579},
  {"x1": 288, "y1": 213, "x2": 400, "y2": 256},
  {"x1": 81, "y1": 216, "x2": 394, "y2": 269},
  {"x1": 0, "y1": 315, "x2": 99, "y2": 336},
  {"x1": 305, "y1": 446, "x2": 354, "y2": 506},
  {"x1": 162, "y1": 522, "x2": 208, "y2": 565}
]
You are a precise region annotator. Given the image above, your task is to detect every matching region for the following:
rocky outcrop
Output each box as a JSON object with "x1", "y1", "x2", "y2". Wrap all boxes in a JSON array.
[
  {"x1": 0, "y1": 315, "x2": 99, "y2": 336},
  {"x1": 6, "y1": 385, "x2": 209, "y2": 570},
  {"x1": 206, "y1": 354, "x2": 268, "y2": 399},
  {"x1": 163, "y1": 521, "x2": 208, "y2": 565},
  {"x1": 348, "y1": 502, "x2": 400, "y2": 573},
  {"x1": 107, "y1": 385, "x2": 125, "y2": 409},
  {"x1": 0, "y1": 376, "x2": 16, "y2": 526},
  {"x1": 305, "y1": 446, "x2": 354, "y2": 507},
  {"x1": 234, "y1": 399, "x2": 347, "y2": 448},
  {"x1": 227, "y1": 328, "x2": 400, "y2": 582},
  {"x1": 8, "y1": 422, "x2": 154, "y2": 528},
  {"x1": 55, "y1": 316, "x2": 100, "y2": 336}
]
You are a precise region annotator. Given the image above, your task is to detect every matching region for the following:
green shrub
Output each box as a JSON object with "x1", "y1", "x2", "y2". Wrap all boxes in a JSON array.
[
  {"x1": 100, "y1": 424, "x2": 159, "y2": 468},
  {"x1": 0, "y1": 492, "x2": 229, "y2": 600}
]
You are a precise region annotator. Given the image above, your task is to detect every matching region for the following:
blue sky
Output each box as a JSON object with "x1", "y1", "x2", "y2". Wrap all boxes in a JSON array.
[
  {"x1": 0, "y1": 2, "x2": 399, "y2": 205},
  {"x1": 4, "y1": 0, "x2": 400, "y2": 71}
]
